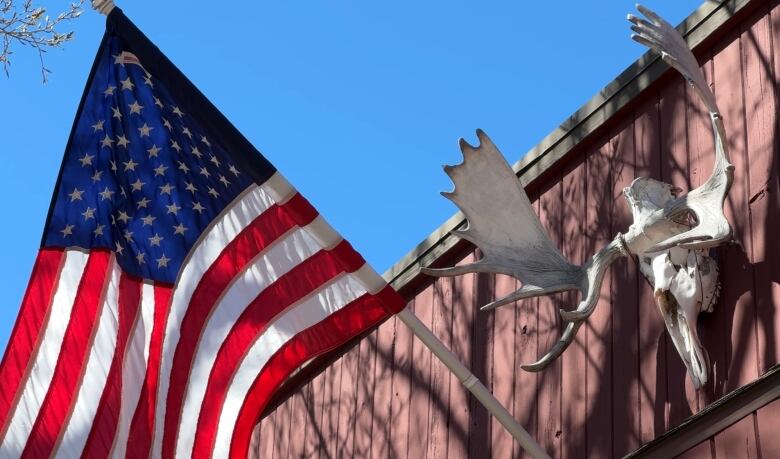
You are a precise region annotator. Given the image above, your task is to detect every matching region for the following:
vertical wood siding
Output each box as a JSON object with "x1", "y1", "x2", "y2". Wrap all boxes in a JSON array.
[{"x1": 257, "y1": 2, "x2": 780, "y2": 457}]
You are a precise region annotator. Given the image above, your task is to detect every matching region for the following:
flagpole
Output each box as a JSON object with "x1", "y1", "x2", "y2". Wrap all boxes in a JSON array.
[{"x1": 396, "y1": 307, "x2": 550, "y2": 459}]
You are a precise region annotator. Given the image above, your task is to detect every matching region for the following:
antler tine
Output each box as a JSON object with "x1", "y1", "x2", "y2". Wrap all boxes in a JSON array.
[
  {"x1": 521, "y1": 321, "x2": 583, "y2": 372},
  {"x1": 630, "y1": 5, "x2": 734, "y2": 252},
  {"x1": 520, "y1": 234, "x2": 629, "y2": 371},
  {"x1": 630, "y1": 4, "x2": 718, "y2": 113}
]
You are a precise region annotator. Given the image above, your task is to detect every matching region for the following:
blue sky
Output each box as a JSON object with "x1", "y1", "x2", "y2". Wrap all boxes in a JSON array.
[{"x1": 0, "y1": 1, "x2": 702, "y2": 352}]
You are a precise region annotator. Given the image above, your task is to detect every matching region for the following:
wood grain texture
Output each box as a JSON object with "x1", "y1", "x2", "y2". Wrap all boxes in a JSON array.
[
  {"x1": 260, "y1": 407, "x2": 276, "y2": 459},
  {"x1": 322, "y1": 356, "x2": 342, "y2": 458},
  {"x1": 609, "y1": 117, "x2": 642, "y2": 457},
  {"x1": 560, "y1": 160, "x2": 587, "y2": 459},
  {"x1": 751, "y1": 1, "x2": 780, "y2": 376},
  {"x1": 369, "y1": 317, "x2": 395, "y2": 459},
  {"x1": 273, "y1": 390, "x2": 290, "y2": 458},
  {"x1": 513, "y1": 249, "x2": 539, "y2": 458},
  {"x1": 586, "y1": 137, "x2": 614, "y2": 459},
  {"x1": 491, "y1": 274, "x2": 516, "y2": 458},
  {"x1": 427, "y1": 276, "x2": 453, "y2": 459},
  {"x1": 467, "y1": 268, "x2": 494, "y2": 458},
  {"x1": 302, "y1": 383, "x2": 320, "y2": 458},
  {"x1": 674, "y1": 438, "x2": 714, "y2": 459},
  {"x1": 713, "y1": 414, "x2": 759, "y2": 458},
  {"x1": 448, "y1": 252, "x2": 476, "y2": 459},
  {"x1": 713, "y1": 28, "x2": 760, "y2": 395},
  {"x1": 335, "y1": 337, "x2": 360, "y2": 458},
  {"x1": 353, "y1": 331, "x2": 377, "y2": 458},
  {"x1": 408, "y1": 286, "x2": 434, "y2": 459},
  {"x1": 285, "y1": 387, "x2": 304, "y2": 457},
  {"x1": 756, "y1": 397, "x2": 780, "y2": 454},
  {"x1": 537, "y1": 184, "x2": 563, "y2": 459}
]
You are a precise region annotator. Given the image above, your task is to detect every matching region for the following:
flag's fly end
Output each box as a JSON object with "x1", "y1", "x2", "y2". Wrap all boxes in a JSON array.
[{"x1": 92, "y1": 0, "x2": 115, "y2": 16}]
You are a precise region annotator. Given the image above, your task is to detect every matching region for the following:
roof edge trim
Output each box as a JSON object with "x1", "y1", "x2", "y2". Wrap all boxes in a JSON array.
[{"x1": 624, "y1": 364, "x2": 780, "y2": 457}]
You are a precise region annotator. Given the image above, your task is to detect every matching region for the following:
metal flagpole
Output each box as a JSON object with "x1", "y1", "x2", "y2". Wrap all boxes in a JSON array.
[{"x1": 396, "y1": 307, "x2": 550, "y2": 459}]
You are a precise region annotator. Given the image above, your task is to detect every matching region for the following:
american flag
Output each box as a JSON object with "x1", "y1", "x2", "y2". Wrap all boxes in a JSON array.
[{"x1": 0, "y1": 9, "x2": 404, "y2": 459}]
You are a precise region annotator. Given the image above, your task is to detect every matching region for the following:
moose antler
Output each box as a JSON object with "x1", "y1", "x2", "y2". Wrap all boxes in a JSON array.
[
  {"x1": 422, "y1": 131, "x2": 629, "y2": 370},
  {"x1": 628, "y1": 4, "x2": 734, "y2": 252},
  {"x1": 423, "y1": 5, "x2": 735, "y2": 382}
]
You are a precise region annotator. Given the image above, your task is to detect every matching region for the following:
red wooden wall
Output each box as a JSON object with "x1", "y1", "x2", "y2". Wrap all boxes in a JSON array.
[{"x1": 254, "y1": 1, "x2": 780, "y2": 457}]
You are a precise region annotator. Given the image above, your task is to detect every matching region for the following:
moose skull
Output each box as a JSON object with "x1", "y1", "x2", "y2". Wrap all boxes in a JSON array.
[
  {"x1": 422, "y1": 5, "x2": 733, "y2": 389},
  {"x1": 622, "y1": 177, "x2": 721, "y2": 388}
]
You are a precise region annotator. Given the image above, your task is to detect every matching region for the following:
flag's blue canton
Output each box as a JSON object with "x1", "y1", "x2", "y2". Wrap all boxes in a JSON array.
[{"x1": 43, "y1": 36, "x2": 253, "y2": 283}]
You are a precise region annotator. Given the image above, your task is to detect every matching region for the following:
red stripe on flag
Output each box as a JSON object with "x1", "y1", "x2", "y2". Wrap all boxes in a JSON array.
[
  {"x1": 80, "y1": 273, "x2": 143, "y2": 459},
  {"x1": 189, "y1": 241, "x2": 366, "y2": 458},
  {"x1": 126, "y1": 284, "x2": 172, "y2": 459},
  {"x1": 0, "y1": 248, "x2": 64, "y2": 437},
  {"x1": 278, "y1": 192, "x2": 318, "y2": 226},
  {"x1": 20, "y1": 250, "x2": 111, "y2": 458},
  {"x1": 228, "y1": 289, "x2": 397, "y2": 459},
  {"x1": 160, "y1": 201, "x2": 306, "y2": 459}
]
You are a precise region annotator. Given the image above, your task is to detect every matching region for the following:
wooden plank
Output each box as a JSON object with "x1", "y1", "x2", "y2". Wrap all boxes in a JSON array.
[
  {"x1": 353, "y1": 331, "x2": 377, "y2": 457},
  {"x1": 302, "y1": 382, "x2": 322, "y2": 457},
  {"x1": 322, "y1": 356, "x2": 343, "y2": 458},
  {"x1": 248, "y1": 423, "x2": 261, "y2": 459},
  {"x1": 285, "y1": 392, "x2": 302, "y2": 458},
  {"x1": 448, "y1": 252, "x2": 476, "y2": 459},
  {"x1": 389, "y1": 298, "x2": 414, "y2": 458},
  {"x1": 658, "y1": 77, "x2": 699, "y2": 427},
  {"x1": 275, "y1": 387, "x2": 292, "y2": 458},
  {"x1": 740, "y1": 0, "x2": 777, "y2": 379},
  {"x1": 335, "y1": 338, "x2": 360, "y2": 458},
  {"x1": 281, "y1": 395, "x2": 297, "y2": 459},
  {"x1": 560, "y1": 160, "x2": 587, "y2": 459},
  {"x1": 537, "y1": 181, "x2": 562, "y2": 459},
  {"x1": 750, "y1": 1, "x2": 780, "y2": 374},
  {"x1": 260, "y1": 409, "x2": 276, "y2": 459},
  {"x1": 713, "y1": 414, "x2": 759, "y2": 457},
  {"x1": 634, "y1": 95, "x2": 668, "y2": 444},
  {"x1": 609, "y1": 117, "x2": 642, "y2": 457},
  {"x1": 370, "y1": 317, "x2": 396, "y2": 459},
  {"x1": 585, "y1": 138, "x2": 614, "y2": 458},
  {"x1": 312, "y1": 361, "x2": 330, "y2": 459},
  {"x1": 756, "y1": 397, "x2": 780, "y2": 455},
  {"x1": 712, "y1": 28, "x2": 760, "y2": 394},
  {"x1": 427, "y1": 276, "x2": 453, "y2": 459},
  {"x1": 408, "y1": 285, "x2": 434, "y2": 459},
  {"x1": 673, "y1": 439, "x2": 714, "y2": 459},
  {"x1": 468, "y1": 268, "x2": 494, "y2": 458},
  {"x1": 490, "y1": 274, "x2": 517, "y2": 458}
]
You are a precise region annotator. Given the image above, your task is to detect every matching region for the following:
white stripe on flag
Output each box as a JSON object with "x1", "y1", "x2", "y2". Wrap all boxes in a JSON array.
[
  {"x1": 151, "y1": 184, "x2": 275, "y2": 458},
  {"x1": 55, "y1": 257, "x2": 120, "y2": 459},
  {"x1": 208, "y1": 273, "x2": 368, "y2": 459},
  {"x1": 111, "y1": 281, "x2": 155, "y2": 458},
  {"x1": 174, "y1": 227, "x2": 323, "y2": 455},
  {"x1": 0, "y1": 250, "x2": 89, "y2": 457}
]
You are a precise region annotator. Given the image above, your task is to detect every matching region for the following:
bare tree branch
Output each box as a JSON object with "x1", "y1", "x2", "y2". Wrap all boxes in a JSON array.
[{"x1": 0, "y1": 0, "x2": 85, "y2": 82}]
